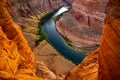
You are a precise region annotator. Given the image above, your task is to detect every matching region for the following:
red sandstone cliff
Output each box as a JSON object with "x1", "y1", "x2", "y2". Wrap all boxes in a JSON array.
[
  {"x1": 0, "y1": 0, "x2": 74, "y2": 79},
  {"x1": 0, "y1": 0, "x2": 64, "y2": 79},
  {"x1": 65, "y1": 0, "x2": 120, "y2": 80},
  {"x1": 6, "y1": 0, "x2": 66, "y2": 48},
  {"x1": 56, "y1": 0, "x2": 107, "y2": 52}
]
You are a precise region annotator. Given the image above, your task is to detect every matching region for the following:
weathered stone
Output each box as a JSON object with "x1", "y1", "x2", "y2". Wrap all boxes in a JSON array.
[
  {"x1": 56, "y1": 0, "x2": 107, "y2": 52},
  {"x1": 65, "y1": 0, "x2": 120, "y2": 80}
]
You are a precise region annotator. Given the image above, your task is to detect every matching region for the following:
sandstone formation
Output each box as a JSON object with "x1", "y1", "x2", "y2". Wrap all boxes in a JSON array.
[
  {"x1": 65, "y1": 50, "x2": 98, "y2": 80},
  {"x1": 0, "y1": 0, "x2": 68, "y2": 79},
  {"x1": 7, "y1": 0, "x2": 65, "y2": 48},
  {"x1": 36, "y1": 61, "x2": 65, "y2": 80},
  {"x1": 33, "y1": 40, "x2": 75, "y2": 75},
  {"x1": 99, "y1": 0, "x2": 120, "y2": 79},
  {"x1": 0, "y1": 0, "x2": 42, "y2": 79},
  {"x1": 56, "y1": 0, "x2": 107, "y2": 52},
  {"x1": 6, "y1": 0, "x2": 76, "y2": 77},
  {"x1": 65, "y1": 0, "x2": 120, "y2": 80}
]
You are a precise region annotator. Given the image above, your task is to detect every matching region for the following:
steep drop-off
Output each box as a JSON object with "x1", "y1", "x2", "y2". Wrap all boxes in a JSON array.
[
  {"x1": 0, "y1": 0, "x2": 70, "y2": 79},
  {"x1": 0, "y1": 0, "x2": 41, "y2": 79},
  {"x1": 56, "y1": 0, "x2": 107, "y2": 52},
  {"x1": 65, "y1": 0, "x2": 120, "y2": 80},
  {"x1": 6, "y1": 0, "x2": 76, "y2": 77},
  {"x1": 7, "y1": 0, "x2": 66, "y2": 48}
]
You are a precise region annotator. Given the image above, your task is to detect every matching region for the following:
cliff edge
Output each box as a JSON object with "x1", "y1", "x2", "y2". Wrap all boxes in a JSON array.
[
  {"x1": 0, "y1": 0, "x2": 41, "y2": 79},
  {"x1": 65, "y1": 0, "x2": 120, "y2": 80},
  {"x1": 56, "y1": 0, "x2": 107, "y2": 52}
]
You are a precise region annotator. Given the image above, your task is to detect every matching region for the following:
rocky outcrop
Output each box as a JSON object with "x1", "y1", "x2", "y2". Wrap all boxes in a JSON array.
[
  {"x1": 56, "y1": 0, "x2": 107, "y2": 52},
  {"x1": 6, "y1": 0, "x2": 66, "y2": 48},
  {"x1": 33, "y1": 40, "x2": 76, "y2": 75},
  {"x1": 0, "y1": 0, "x2": 68, "y2": 79},
  {"x1": 7, "y1": 0, "x2": 65, "y2": 18},
  {"x1": 65, "y1": 50, "x2": 98, "y2": 80},
  {"x1": 65, "y1": 0, "x2": 120, "y2": 80},
  {"x1": 6, "y1": 0, "x2": 75, "y2": 49},
  {"x1": 0, "y1": 0, "x2": 41, "y2": 79},
  {"x1": 36, "y1": 61, "x2": 65, "y2": 80},
  {"x1": 99, "y1": 0, "x2": 120, "y2": 79},
  {"x1": 1, "y1": 0, "x2": 76, "y2": 79}
]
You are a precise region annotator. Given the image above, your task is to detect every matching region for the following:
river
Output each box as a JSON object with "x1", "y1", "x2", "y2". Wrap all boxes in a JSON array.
[{"x1": 41, "y1": 6, "x2": 85, "y2": 65}]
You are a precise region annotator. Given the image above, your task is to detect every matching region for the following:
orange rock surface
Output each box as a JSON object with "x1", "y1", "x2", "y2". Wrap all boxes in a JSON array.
[
  {"x1": 65, "y1": 50, "x2": 98, "y2": 80},
  {"x1": 0, "y1": 0, "x2": 42, "y2": 79},
  {"x1": 65, "y1": 0, "x2": 120, "y2": 80}
]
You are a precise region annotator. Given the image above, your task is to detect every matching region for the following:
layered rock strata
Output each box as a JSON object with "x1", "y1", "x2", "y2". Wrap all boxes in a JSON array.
[
  {"x1": 0, "y1": 0, "x2": 41, "y2": 79},
  {"x1": 65, "y1": 0, "x2": 120, "y2": 80},
  {"x1": 56, "y1": 0, "x2": 107, "y2": 52},
  {"x1": 6, "y1": 0, "x2": 76, "y2": 77},
  {"x1": 7, "y1": 0, "x2": 66, "y2": 48},
  {"x1": 0, "y1": 0, "x2": 69, "y2": 79}
]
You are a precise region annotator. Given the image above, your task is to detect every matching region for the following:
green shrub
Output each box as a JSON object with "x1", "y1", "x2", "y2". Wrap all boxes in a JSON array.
[{"x1": 35, "y1": 9, "x2": 59, "y2": 46}]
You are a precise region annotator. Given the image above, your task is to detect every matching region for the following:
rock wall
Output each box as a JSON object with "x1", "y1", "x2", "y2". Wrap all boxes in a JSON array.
[
  {"x1": 5, "y1": 0, "x2": 76, "y2": 78},
  {"x1": 6, "y1": 0, "x2": 65, "y2": 48},
  {"x1": 0, "y1": 0, "x2": 68, "y2": 79},
  {"x1": 99, "y1": 0, "x2": 120, "y2": 79},
  {"x1": 56, "y1": 0, "x2": 107, "y2": 52},
  {"x1": 65, "y1": 0, "x2": 120, "y2": 80},
  {"x1": 0, "y1": 0, "x2": 41, "y2": 79},
  {"x1": 7, "y1": 0, "x2": 65, "y2": 18}
]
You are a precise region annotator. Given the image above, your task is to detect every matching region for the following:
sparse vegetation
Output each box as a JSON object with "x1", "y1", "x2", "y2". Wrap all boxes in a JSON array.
[{"x1": 35, "y1": 8, "x2": 59, "y2": 46}]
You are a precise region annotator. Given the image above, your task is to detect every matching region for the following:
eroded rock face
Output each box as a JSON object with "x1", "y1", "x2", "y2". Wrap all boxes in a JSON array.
[
  {"x1": 6, "y1": 0, "x2": 76, "y2": 78},
  {"x1": 7, "y1": 0, "x2": 66, "y2": 48},
  {"x1": 7, "y1": 0, "x2": 65, "y2": 17},
  {"x1": 99, "y1": 0, "x2": 120, "y2": 79},
  {"x1": 33, "y1": 40, "x2": 76, "y2": 75},
  {"x1": 56, "y1": 0, "x2": 107, "y2": 52},
  {"x1": 0, "y1": 0, "x2": 68, "y2": 79},
  {"x1": 65, "y1": 0, "x2": 120, "y2": 80},
  {"x1": 65, "y1": 50, "x2": 98, "y2": 80},
  {"x1": 0, "y1": 0, "x2": 41, "y2": 79}
]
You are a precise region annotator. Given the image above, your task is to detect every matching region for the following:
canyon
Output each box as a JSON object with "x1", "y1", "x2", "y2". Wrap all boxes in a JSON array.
[
  {"x1": 56, "y1": 0, "x2": 107, "y2": 52},
  {"x1": 7, "y1": 0, "x2": 76, "y2": 76},
  {"x1": 0, "y1": 0, "x2": 120, "y2": 80}
]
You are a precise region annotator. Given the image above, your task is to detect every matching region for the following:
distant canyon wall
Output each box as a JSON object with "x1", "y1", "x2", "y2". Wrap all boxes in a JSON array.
[
  {"x1": 56, "y1": 0, "x2": 107, "y2": 52},
  {"x1": 7, "y1": 0, "x2": 65, "y2": 18},
  {"x1": 6, "y1": 0, "x2": 66, "y2": 48},
  {"x1": 6, "y1": 0, "x2": 76, "y2": 48}
]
